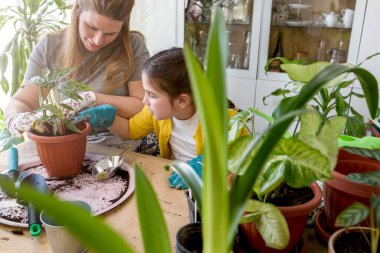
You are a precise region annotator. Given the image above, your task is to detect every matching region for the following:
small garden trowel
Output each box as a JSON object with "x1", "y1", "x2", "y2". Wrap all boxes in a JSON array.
[{"x1": 6, "y1": 147, "x2": 49, "y2": 237}]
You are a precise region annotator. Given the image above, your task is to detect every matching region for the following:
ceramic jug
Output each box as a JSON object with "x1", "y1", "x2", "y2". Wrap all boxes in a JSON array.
[
  {"x1": 323, "y1": 11, "x2": 339, "y2": 27},
  {"x1": 342, "y1": 8, "x2": 354, "y2": 28}
]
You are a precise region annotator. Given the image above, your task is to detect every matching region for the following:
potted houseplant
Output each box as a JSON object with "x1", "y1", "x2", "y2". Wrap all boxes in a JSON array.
[
  {"x1": 263, "y1": 59, "x2": 380, "y2": 137},
  {"x1": 322, "y1": 147, "x2": 380, "y2": 236},
  {"x1": 0, "y1": 0, "x2": 69, "y2": 97},
  {"x1": 328, "y1": 168, "x2": 380, "y2": 253},
  {"x1": 166, "y1": 9, "x2": 379, "y2": 253},
  {"x1": 226, "y1": 107, "x2": 344, "y2": 252},
  {"x1": 263, "y1": 55, "x2": 380, "y2": 242},
  {"x1": 0, "y1": 10, "x2": 378, "y2": 253},
  {"x1": 23, "y1": 67, "x2": 92, "y2": 178}
]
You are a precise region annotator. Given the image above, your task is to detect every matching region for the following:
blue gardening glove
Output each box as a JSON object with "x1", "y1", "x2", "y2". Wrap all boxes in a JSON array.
[
  {"x1": 73, "y1": 104, "x2": 116, "y2": 129},
  {"x1": 168, "y1": 155, "x2": 203, "y2": 190}
]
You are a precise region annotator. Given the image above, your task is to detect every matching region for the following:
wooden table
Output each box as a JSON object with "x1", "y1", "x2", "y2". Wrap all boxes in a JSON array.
[{"x1": 0, "y1": 140, "x2": 189, "y2": 253}]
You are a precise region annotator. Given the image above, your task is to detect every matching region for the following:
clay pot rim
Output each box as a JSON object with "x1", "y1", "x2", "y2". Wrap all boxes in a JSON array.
[
  {"x1": 314, "y1": 208, "x2": 331, "y2": 241},
  {"x1": 277, "y1": 182, "x2": 322, "y2": 217},
  {"x1": 328, "y1": 226, "x2": 373, "y2": 253},
  {"x1": 27, "y1": 121, "x2": 91, "y2": 143},
  {"x1": 325, "y1": 159, "x2": 379, "y2": 196}
]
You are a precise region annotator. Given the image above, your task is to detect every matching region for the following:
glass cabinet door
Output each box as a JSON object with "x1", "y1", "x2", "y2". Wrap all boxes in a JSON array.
[
  {"x1": 261, "y1": 0, "x2": 360, "y2": 75},
  {"x1": 184, "y1": 0, "x2": 255, "y2": 71}
]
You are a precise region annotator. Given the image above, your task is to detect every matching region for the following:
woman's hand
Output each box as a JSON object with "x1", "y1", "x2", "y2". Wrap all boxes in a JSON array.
[
  {"x1": 62, "y1": 91, "x2": 97, "y2": 118},
  {"x1": 5, "y1": 112, "x2": 38, "y2": 137}
]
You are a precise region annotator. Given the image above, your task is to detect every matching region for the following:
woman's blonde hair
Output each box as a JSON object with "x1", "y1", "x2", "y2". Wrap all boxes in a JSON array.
[{"x1": 61, "y1": 0, "x2": 135, "y2": 93}]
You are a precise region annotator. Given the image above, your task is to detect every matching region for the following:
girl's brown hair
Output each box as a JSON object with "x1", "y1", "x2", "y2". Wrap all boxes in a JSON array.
[
  {"x1": 61, "y1": 0, "x2": 135, "y2": 93},
  {"x1": 143, "y1": 47, "x2": 191, "y2": 101}
]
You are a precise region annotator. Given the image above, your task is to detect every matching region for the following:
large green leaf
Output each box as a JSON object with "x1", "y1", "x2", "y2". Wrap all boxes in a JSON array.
[
  {"x1": 183, "y1": 9, "x2": 229, "y2": 252},
  {"x1": 280, "y1": 61, "x2": 331, "y2": 83},
  {"x1": 0, "y1": 128, "x2": 24, "y2": 153},
  {"x1": 296, "y1": 108, "x2": 346, "y2": 170},
  {"x1": 335, "y1": 202, "x2": 369, "y2": 227},
  {"x1": 242, "y1": 200, "x2": 289, "y2": 250},
  {"x1": 347, "y1": 170, "x2": 380, "y2": 187},
  {"x1": 228, "y1": 135, "x2": 255, "y2": 175},
  {"x1": 281, "y1": 62, "x2": 352, "y2": 88},
  {"x1": 135, "y1": 165, "x2": 171, "y2": 253},
  {"x1": 343, "y1": 147, "x2": 380, "y2": 162},
  {"x1": 255, "y1": 138, "x2": 331, "y2": 195},
  {"x1": 0, "y1": 176, "x2": 135, "y2": 253}
]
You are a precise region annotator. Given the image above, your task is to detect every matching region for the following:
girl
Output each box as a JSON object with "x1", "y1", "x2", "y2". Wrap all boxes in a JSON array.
[{"x1": 108, "y1": 47, "x2": 249, "y2": 161}]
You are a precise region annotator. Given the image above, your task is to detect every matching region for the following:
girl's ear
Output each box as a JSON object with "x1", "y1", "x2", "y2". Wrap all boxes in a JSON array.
[{"x1": 176, "y1": 93, "x2": 191, "y2": 109}]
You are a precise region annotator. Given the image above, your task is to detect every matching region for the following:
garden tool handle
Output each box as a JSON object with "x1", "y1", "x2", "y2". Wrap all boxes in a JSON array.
[
  {"x1": 8, "y1": 147, "x2": 20, "y2": 182},
  {"x1": 28, "y1": 202, "x2": 42, "y2": 236}
]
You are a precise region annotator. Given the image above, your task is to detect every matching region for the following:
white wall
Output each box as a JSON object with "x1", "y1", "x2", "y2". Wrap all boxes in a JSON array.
[
  {"x1": 354, "y1": 0, "x2": 380, "y2": 120},
  {"x1": 130, "y1": 0, "x2": 178, "y2": 55}
]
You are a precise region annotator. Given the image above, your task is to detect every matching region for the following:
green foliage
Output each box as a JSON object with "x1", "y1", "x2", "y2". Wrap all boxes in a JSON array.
[
  {"x1": 263, "y1": 59, "x2": 380, "y2": 137},
  {"x1": 342, "y1": 146, "x2": 380, "y2": 162},
  {"x1": 0, "y1": 9, "x2": 378, "y2": 253},
  {"x1": 0, "y1": 128, "x2": 24, "y2": 153},
  {"x1": 335, "y1": 170, "x2": 380, "y2": 253},
  {"x1": 135, "y1": 164, "x2": 171, "y2": 253},
  {"x1": 0, "y1": 0, "x2": 69, "y2": 97},
  {"x1": 29, "y1": 67, "x2": 92, "y2": 136},
  {"x1": 241, "y1": 200, "x2": 289, "y2": 250},
  {"x1": 168, "y1": 9, "x2": 379, "y2": 252}
]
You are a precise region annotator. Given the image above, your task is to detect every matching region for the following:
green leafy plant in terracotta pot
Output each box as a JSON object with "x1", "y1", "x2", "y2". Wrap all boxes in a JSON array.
[
  {"x1": 0, "y1": 10, "x2": 378, "y2": 253},
  {"x1": 328, "y1": 168, "x2": 380, "y2": 253},
  {"x1": 25, "y1": 67, "x2": 92, "y2": 178},
  {"x1": 322, "y1": 147, "x2": 380, "y2": 237},
  {"x1": 226, "y1": 106, "x2": 345, "y2": 252},
  {"x1": 166, "y1": 9, "x2": 379, "y2": 253}
]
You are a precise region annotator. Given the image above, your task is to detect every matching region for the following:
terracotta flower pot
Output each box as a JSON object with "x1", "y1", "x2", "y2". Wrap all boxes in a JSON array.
[
  {"x1": 328, "y1": 226, "x2": 372, "y2": 253},
  {"x1": 323, "y1": 149, "x2": 380, "y2": 231},
  {"x1": 240, "y1": 182, "x2": 322, "y2": 253},
  {"x1": 28, "y1": 122, "x2": 91, "y2": 178}
]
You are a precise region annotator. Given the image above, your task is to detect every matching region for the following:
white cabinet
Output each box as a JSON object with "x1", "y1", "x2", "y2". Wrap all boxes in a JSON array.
[
  {"x1": 174, "y1": 0, "x2": 377, "y2": 134},
  {"x1": 257, "y1": 0, "x2": 367, "y2": 82}
]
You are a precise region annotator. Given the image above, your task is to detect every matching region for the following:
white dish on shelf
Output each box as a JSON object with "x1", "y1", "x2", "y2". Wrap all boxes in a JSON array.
[
  {"x1": 284, "y1": 20, "x2": 313, "y2": 26},
  {"x1": 288, "y1": 4, "x2": 312, "y2": 9}
]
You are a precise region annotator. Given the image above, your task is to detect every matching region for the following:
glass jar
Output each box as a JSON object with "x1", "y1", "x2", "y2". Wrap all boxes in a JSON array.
[
  {"x1": 232, "y1": 0, "x2": 246, "y2": 22},
  {"x1": 327, "y1": 49, "x2": 347, "y2": 63}
]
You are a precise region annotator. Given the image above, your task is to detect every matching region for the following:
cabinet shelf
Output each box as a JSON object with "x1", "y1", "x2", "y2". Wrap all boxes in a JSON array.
[
  {"x1": 192, "y1": 20, "x2": 252, "y2": 26},
  {"x1": 273, "y1": 24, "x2": 352, "y2": 30}
]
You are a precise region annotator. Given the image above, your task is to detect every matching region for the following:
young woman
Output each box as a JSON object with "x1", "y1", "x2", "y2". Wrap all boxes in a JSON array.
[{"x1": 5, "y1": 0, "x2": 149, "y2": 148}]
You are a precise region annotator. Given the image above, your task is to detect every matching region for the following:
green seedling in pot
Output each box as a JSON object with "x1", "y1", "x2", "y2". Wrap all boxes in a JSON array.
[{"x1": 227, "y1": 107, "x2": 345, "y2": 249}]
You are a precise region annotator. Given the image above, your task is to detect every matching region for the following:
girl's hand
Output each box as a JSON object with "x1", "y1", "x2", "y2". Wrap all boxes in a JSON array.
[
  {"x1": 73, "y1": 104, "x2": 116, "y2": 130},
  {"x1": 168, "y1": 155, "x2": 203, "y2": 190}
]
